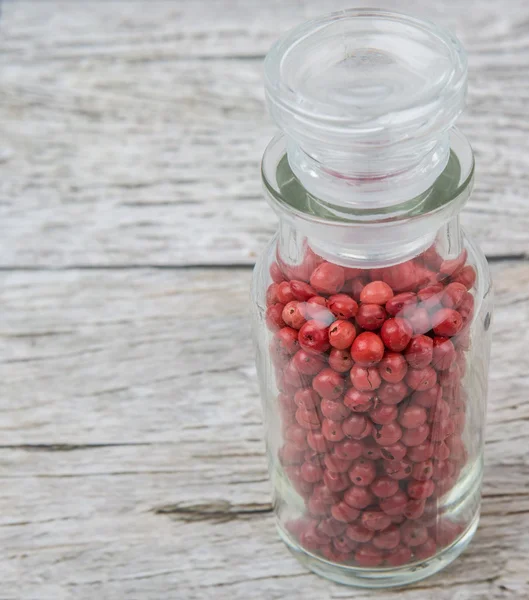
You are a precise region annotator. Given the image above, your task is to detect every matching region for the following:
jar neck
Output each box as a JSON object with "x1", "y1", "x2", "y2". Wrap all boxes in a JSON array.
[
  {"x1": 262, "y1": 129, "x2": 474, "y2": 268},
  {"x1": 286, "y1": 132, "x2": 451, "y2": 211}
]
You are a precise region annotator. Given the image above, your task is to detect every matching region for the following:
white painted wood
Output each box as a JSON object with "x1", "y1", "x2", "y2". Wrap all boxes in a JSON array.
[
  {"x1": 1, "y1": 262, "x2": 528, "y2": 598},
  {"x1": 0, "y1": 1, "x2": 528, "y2": 266},
  {"x1": 1, "y1": 1, "x2": 528, "y2": 597}
]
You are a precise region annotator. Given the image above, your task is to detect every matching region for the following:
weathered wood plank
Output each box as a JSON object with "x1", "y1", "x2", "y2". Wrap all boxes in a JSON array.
[
  {"x1": 1, "y1": 262, "x2": 528, "y2": 597},
  {"x1": 0, "y1": 1, "x2": 528, "y2": 267}
]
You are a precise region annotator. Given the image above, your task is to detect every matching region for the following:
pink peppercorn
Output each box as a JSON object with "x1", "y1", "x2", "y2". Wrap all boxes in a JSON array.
[
  {"x1": 344, "y1": 387, "x2": 375, "y2": 412},
  {"x1": 306, "y1": 430, "x2": 329, "y2": 453},
  {"x1": 290, "y1": 279, "x2": 317, "y2": 301},
  {"x1": 380, "y1": 489, "x2": 408, "y2": 516},
  {"x1": 360, "y1": 281, "x2": 394, "y2": 305},
  {"x1": 282, "y1": 301, "x2": 306, "y2": 329},
  {"x1": 384, "y1": 458, "x2": 413, "y2": 480},
  {"x1": 321, "y1": 419, "x2": 345, "y2": 442},
  {"x1": 346, "y1": 522, "x2": 374, "y2": 543},
  {"x1": 350, "y1": 332, "x2": 385, "y2": 366},
  {"x1": 414, "y1": 537, "x2": 437, "y2": 560},
  {"x1": 370, "y1": 404, "x2": 398, "y2": 425},
  {"x1": 265, "y1": 303, "x2": 286, "y2": 331},
  {"x1": 401, "y1": 423, "x2": 430, "y2": 447},
  {"x1": 362, "y1": 438, "x2": 383, "y2": 460},
  {"x1": 331, "y1": 502, "x2": 360, "y2": 523},
  {"x1": 264, "y1": 242, "x2": 480, "y2": 570},
  {"x1": 348, "y1": 458, "x2": 377, "y2": 487},
  {"x1": 355, "y1": 303, "x2": 387, "y2": 330},
  {"x1": 342, "y1": 414, "x2": 372, "y2": 439},
  {"x1": 398, "y1": 404, "x2": 427, "y2": 429},
  {"x1": 361, "y1": 509, "x2": 392, "y2": 532},
  {"x1": 407, "y1": 442, "x2": 434, "y2": 463},
  {"x1": 295, "y1": 407, "x2": 321, "y2": 430},
  {"x1": 276, "y1": 282, "x2": 295, "y2": 304},
  {"x1": 372, "y1": 525, "x2": 400, "y2": 550},
  {"x1": 432, "y1": 308, "x2": 463, "y2": 336},
  {"x1": 310, "y1": 262, "x2": 345, "y2": 295},
  {"x1": 329, "y1": 320, "x2": 357, "y2": 349},
  {"x1": 328, "y1": 348, "x2": 354, "y2": 372},
  {"x1": 405, "y1": 366, "x2": 437, "y2": 391},
  {"x1": 453, "y1": 265, "x2": 477, "y2": 290},
  {"x1": 401, "y1": 521, "x2": 429, "y2": 547},
  {"x1": 334, "y1": 439, "x2": 363, "y2": 460},
  {"x1": 320, "y1": 398, "x2": 350, "y2": 421},
  {"x1": 323, "y1": 470, "x2": 350, "y2": 492},
  {"x1": 411, "y1": 460, "x2": 434, "y2": 481},
  {"x1": 381, "y1": 318, "x2": 413, "y2": 352},
  {"x1": 408, "y1": 479, "x2": 435, "y2": 499},
  {"x1": 385, "y1": 292, "x2": 417, "y2": 317},
  {"x1": 291, "y1": 350, "x2": 326, "y2": 375},
  {"x1": 313, "y1": 368, "x2": 344, "y2": 399},
  {"x1": 350, "y1": 364, "x2": 382, "y2": 392},
  {"x1": 442, "y1": 282, "x2": 467, "y2": 309},
  {"x1": 382, "y1": 261, "x2": 417, "y2": 292},
  {"x1": 324, "y1": 453, "x2": 353, "y2": 473},
  {"x1": 327, "y1": 294, "x2": 358, "y2": 319},
  {"x1": 298, "y1": 320, "x2": 331, "y2": 354},
  {"x1": 266, "y1": 283, "x2": 280, "y2": 306},
  {"x1": 404, "y1": 335, "x2": 433, "y2": 369},
  {"x1": 432, "y1": 337, "x2": 456, "y2": 370},
  {"x1": 274, "y1": 327, "x2": 300, "y2": 355},
  {"x1": 380, "y1": 442, "x2": 407, "y2": 461},
  {"x1": 300, "y1": 462, "x2": 324, "y2": 483},
  {"x1": 294, "y1": 388, "x2": 319, "y2": 410},
  {"x1": 370, "y1": 476, "x2": 399, "y2": 498},
  {"x1": 377, "y1": 381, "x2": 409, "y2": 405},
  {"x1": 344, "y1": 486, "x2": 374, "y2": 510},
  {"x1": 355, "y1": 545, "x2": 384, "y2": 567},
  {"x1": 378, "y1": 352, "x2": 408, "y2": 383},
  {"x1": 373, "y1": 422, "x2": 403, "y2": 446}
]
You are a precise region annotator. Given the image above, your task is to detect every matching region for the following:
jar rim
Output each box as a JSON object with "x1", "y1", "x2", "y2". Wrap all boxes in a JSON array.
[{"x1": 261, "y1": 128, "x2": 475, "y2": 227}]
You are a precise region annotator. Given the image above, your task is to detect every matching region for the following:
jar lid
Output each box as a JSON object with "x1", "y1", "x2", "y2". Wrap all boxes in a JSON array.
[
  {"x1": 265, "y1": 8, "x2": 466, "y2": 148},
  {"x1": 264, "y1": 9, "x2": 467, "y2": 207}
]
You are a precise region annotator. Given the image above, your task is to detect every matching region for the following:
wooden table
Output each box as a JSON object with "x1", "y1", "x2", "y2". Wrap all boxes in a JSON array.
[{"x1": 1, "y1": 2, "x2": 528, "y2": 598}]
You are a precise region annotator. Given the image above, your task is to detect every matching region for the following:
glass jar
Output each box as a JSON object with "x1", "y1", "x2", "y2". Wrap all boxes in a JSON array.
[{"x1": 251, "y1": 9, "x2": 493, "y2": 589}]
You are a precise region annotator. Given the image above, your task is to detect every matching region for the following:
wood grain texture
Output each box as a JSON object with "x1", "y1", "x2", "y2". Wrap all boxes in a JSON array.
[
  {"x1": 1, "y1": 1, "x2": 529, "y2": 598},
  {"x1": 0, "y1": 0, "x2": 528, "y2": 267},
  {"x1": 1, "y1": 262, "x2": 529, "y2": 599}
]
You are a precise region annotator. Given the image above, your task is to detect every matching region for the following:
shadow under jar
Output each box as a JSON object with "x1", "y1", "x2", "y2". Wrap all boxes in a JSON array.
[{"x1": 251, "y1": 9, "x2": 493, "y2": 589}]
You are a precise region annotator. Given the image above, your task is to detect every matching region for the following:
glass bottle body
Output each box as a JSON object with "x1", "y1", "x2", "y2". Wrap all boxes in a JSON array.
[{"x1": 251, "y1": 139, "x2": 492, "y2": 588}]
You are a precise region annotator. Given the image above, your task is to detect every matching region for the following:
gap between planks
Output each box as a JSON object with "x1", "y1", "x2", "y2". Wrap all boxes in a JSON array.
[{"x1": 0, "y1": 254, "x2": 527, "y2": 272}]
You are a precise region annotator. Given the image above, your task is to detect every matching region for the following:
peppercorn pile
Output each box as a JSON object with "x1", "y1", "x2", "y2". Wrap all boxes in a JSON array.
[{"x1": 265, "y1": 245, "x2": 475, "y2": 567}]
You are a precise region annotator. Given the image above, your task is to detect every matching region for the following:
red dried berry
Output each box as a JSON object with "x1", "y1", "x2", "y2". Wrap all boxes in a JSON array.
[
  {"x1": 381, "y1": 318, "x2": 413, "y2": 352},
  {"x1": 350, "y1": 332, "x2": 385, "y2": 366},
  {"x1": 298, "y1": 320, "x2": 330, "y2": 354},
  {"x1": 327, "y1": 294, "x2": 358, "y2": 319},
  {"x1": 360, "y1": 281, "x2": 394, "y2": 305},
  {"x1": 329, "y1": 320, "x2": 357, "y2": 349},
  {"x1": 290, "y1": 280, "x2": 317, "y2": 301},
  {"x1": 310, "y1": 262, "x2": 346, "y2": 295},
  {"x1": 328, "y1": 348, "x2": 354, "y2": 372},
  {"x1": 379, "y1": 352, "x2": 408, "y2": 383},
  {"x1": 432, "y1": 308, "x2": 463, "y2": 336},
  {"x1": 355, "y1": 303, "x2": 387, "y2": 331},
  {"x1": 313, "y1": 368, "x2": 344, "y2": 399}
]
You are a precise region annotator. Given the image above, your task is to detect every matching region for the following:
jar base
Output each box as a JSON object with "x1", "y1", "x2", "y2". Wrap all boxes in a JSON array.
[{"x1": 277, "y1": 512, "x2": 479, "y2": 589}]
